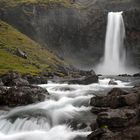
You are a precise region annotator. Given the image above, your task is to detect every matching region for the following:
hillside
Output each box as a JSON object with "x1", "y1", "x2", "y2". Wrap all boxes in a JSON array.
[
  {"x1": 0, "y1": 20, "x2": 68, "y2": 75},
  {"x1": 0, "y1": 0, "x2": 139, "y2": 69}
]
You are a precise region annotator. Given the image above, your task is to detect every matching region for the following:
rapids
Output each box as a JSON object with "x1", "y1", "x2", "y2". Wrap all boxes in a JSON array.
[{"x1": 0, "y1": 78, "x2": 132, "y2": 140}]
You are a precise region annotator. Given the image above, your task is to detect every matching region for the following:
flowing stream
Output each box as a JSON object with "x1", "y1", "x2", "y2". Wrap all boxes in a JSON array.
[{"x1": 0, "y1": 78, "x2": 132, "y2": 140}]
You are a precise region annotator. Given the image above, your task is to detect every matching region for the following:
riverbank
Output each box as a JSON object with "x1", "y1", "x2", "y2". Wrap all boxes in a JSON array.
[{"x1": 0, "y1": 74, "x2": 139, "y2": 140}]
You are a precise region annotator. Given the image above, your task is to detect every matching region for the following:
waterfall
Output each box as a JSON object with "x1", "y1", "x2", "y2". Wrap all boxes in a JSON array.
[{"x1": 95, "y1": 12, "x2": 138, "y2": 75}]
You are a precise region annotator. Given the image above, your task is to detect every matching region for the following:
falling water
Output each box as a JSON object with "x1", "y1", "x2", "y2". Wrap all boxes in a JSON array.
[{"x1": 95, "y1": 12, "x2": 138, "y2": 75}]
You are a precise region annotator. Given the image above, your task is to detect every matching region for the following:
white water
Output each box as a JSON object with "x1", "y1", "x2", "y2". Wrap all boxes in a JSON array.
[
  {"x1": 95, "y1": 12, "x2": 138, "y2": 75},
  {"x1": 0, "y1": 79, "x2": 132, "y2": 140}
]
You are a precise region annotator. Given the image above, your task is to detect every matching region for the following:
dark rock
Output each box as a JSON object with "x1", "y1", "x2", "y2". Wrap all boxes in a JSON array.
[
  {"x1": 23, "y1": 75, "x2": 48, "y2": 85},
  {"x1": 133, "y1": 72, "x2": 140, "y2": 77},
  {"x1": 68, "y1": 74, "x2": 98, "y2": 85},
  {"x1": 119, "y1": 93, "x2": 139, "y2": 106},
  {"x1": 108, "y1": 80, "x2": 118, "y2": 85},
  {"x1": 7, "y1": 78, "x2": 29, "y2": 86},
  {"x1": 90, "y1": 96, "x2": 109, "y2": 107},
  {"x1": 87, "y1": 128, "x2": 105, "y2": 140},
  {"x1": 56, "y1": 87, "x2": 75, "y2": 91},
  {"x1": 90, "y1": 121, "x2": 99, "y2": 131},
  {"x1": 15, "y1": 48, "x2": 27, "y2": 59},
  {"x1": 97, "y1": 109, "x2": 137, "y2": 130},
  {"x1": 90, "y1": 88, "x2": 138, "y2": 109},
  {"x1": 91, "y1": 107, "x2": 109, "y2": 115},
  {"x1": 107, "y1": 88, "x2": 129, "y2": 96},
  {"x1": 0, "y1": 85, "x2": 49, "y2": 107},
  {"x1": 69, "y1": 120, "x2": 88, "y2": 130},
  {"x1": 118, "y1": 74, "x2": 131, "y2": 77},
  {"x1": 1, "y1": 72, "x2": 20, "y2": 86},
  {"x1": 97, "y1": 125, "x2": 140, "y2": 140}
]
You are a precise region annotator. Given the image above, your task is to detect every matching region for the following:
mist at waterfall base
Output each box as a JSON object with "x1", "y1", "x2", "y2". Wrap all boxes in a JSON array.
[
  {"x1": 95, "y1": 12, "x2": 138, "y2": 75},
  {"x1": 0, "y1": 79, "x2": 132, "y2": 140}
]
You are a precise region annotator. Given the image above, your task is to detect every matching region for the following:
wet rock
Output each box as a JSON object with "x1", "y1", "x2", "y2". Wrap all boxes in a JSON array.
[
  {"x1": 87, "y1": 128, "x2": 105, "y2": 140},
  {"x1": 23, "y1": 75, "x2": 48, "y2": 84},
  {"x1": 69, "y1": 120, "x2": 88, "y2": 130},
  {"x1": 97, "y1": 109, "x2": 137, "y2": 130},
  {"x1": 90, "y1": 121, "x2": 99, "y2": 131},
  {"x1": 90, "y1": 96, "x2": 109, "y2": 107},
  {"x1": 68, "y1": 74, "x2": 98, "y2": 85},
  {"x1": 119, "y1": 93, "x2": 140, "y2": 106},
  {"x1": 91, "y1": 107, "x2": 109, "y2": 115},
  {"x1": 108, "y1": 80, "x2": 118, "y2": 85},
  {"x1": 90, "y1": 88, "x2": 129, "y2": 108},
  {"x1": 56, "y1": 87, "x2": 75, "y2": 91},
  {"x1": 1, "y1": 72, "x2": 20, "y2": 86},
  {"x1": 133, "y1": 72, "x2": 140, "y2": 77},
  {"x1": 15, "y1": 48, "x2": 27, "y2": 59},
  {"x1": 0, "y1": 85, "x2": 49, "y2": 107},
  {"x1": 7, "y1": 78, "x2": 29, "y2": 86}
]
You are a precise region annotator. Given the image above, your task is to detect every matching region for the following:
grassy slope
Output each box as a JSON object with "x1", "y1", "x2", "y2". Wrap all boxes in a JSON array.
[{"x1": 0, "y1": 20, "x2": 68, "y2": 75}]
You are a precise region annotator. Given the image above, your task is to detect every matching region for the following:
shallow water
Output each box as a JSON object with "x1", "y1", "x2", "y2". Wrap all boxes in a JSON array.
[{"x1": 0, "y1": 78, "x2": 132, "y2": 140}]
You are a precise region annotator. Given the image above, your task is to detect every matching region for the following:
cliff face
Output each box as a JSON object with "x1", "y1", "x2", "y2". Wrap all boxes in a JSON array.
[{"x1": 0, "y1": 0, "x2": 140, "y2": 69}]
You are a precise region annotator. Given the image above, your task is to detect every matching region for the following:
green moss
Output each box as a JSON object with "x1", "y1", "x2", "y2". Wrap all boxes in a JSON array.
[
  {"x1": 0, "y1": 20, "x2": 68, "y2": 75},
  {"x1": 100, "y1": 125, "x2": 108, "y2": 129}
]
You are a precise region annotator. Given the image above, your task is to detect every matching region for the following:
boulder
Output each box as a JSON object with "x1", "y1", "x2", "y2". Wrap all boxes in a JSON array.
[
  {"x1": 23, "y1": 75, "x2": 48, "y2": 84},
  {"x1": 0, "y1": 72, "x2": 29, "y2": 86},
  {"x1": 90, "y1": 96, "x2": 109, "y2": 107},
  {"x1": 108, "y1": 80, "x2": 118, "y2": 85},
  {"x1": 6, "y1": 78, "x2": 29, "y2": 86},
  {"x1": 90, "y1": 88, "x2": 130, "y2": 108},
  {"x1": 1, "y1": 72, "x2": 20, "y2": 86},
  {"x1": 68, "y1": 74, "x2": 98, "y2": 85},
  {"x1": 15, "y1": 48, "x2": 27, "y2": 59},
  {"x1": 0, "y1": 85, "x2": 49, "y2": 107},
  {"x1": 133, "y1": 72, "x2": 140, "y2": 77},
  {"x1": 91, "y1": 107, "x2": 109, "y2": 115},
  {"x1": 97, "y1": 109, "x2": 137, "y2": 130},
  {"x1": 87, "y1": 128, "x2": 105, "y2": 140},
  {"x1": 119, "y1": 93, "x2": 139, "y2": 106}
]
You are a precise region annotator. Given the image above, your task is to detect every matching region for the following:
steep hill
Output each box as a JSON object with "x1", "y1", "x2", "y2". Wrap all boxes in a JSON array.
[{"x1": 0, "y1": 20, "x2": 68, "y2": 75}]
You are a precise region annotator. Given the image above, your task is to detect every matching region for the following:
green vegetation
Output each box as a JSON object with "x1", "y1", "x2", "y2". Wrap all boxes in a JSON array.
[{"x1": 0, "y1": 20, "x2": 67, "y2": 75}]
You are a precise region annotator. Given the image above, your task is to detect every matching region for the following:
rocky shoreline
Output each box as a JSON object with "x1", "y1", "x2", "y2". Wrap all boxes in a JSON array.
[
  {"x1": 0, "y1": 70, "x2": 98, "y2": 107},
  {"x1": 88, "y1": 87, "x2": 140, "y2": 140},
  {"x1": 0, "y1": 71, "x2": 140, "y2": 140}
]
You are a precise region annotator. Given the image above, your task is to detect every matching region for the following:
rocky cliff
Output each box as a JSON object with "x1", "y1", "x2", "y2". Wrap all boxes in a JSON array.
[{"x1": 0, "y1": 0, "x2": 140, "y2": 69}]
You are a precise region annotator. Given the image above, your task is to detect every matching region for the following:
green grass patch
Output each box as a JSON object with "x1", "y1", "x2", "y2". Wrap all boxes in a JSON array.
[{"x1": 0, "y1": 20, "x2": 67, "y2": 75}]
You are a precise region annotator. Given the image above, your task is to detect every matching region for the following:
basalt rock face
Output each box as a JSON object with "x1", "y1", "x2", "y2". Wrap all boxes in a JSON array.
[{"x1": 0, "y1": 0, "x2": 140, "y2": 68}]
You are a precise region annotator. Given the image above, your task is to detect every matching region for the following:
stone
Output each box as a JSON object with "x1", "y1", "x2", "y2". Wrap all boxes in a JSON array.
[
  {"x1": 23, "y1": 75, "x2": 48, "y2": 85},
  {"x1": 108, "y1": 80, "x2": 118, "y2": 85},
  {"x1": 15, "y1": 48, "x2": 27, "y2": 59},
  {"x1": 68, "y1": 74, "x2": 98, "y2": 85},
  {"x1": 0, "y1": 85, "x2": 49, "y2": 107},
  {"x1": 7, "y1": 78, "x2": 29, "y2": 86},
  {"x1": 91, "y1": 107, "x2": 109, "y2": 115},
  {"x1": 87, "y1": 128, "x2": 105, "y2": 140},
  {"x1": 97, "y1": 109, "x2": 137, "y2": 130},
  {"x1": 133, "y1": 72, "x2": 140, "y2": 77}
]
